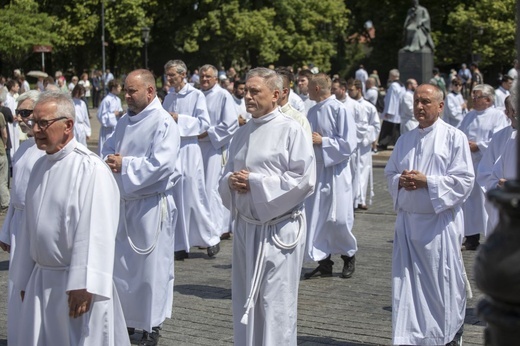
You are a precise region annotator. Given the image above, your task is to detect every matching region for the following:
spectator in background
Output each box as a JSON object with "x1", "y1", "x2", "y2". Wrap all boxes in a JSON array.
[
  {"x1": 494, "y1": 75, "x2": 513, "y2": 110},
  {"x1": 78, "y1": 73, "x2": 92, "y2": 108},
  {"x1": 429, "y1": 67, "x2": 446, "y2": 96},
  {"x1": 443, "y1": 77, "x2": 467, "y2": 128},
  {"x1": 458, "y1": 63, "x2": 472, "y2": 99}
]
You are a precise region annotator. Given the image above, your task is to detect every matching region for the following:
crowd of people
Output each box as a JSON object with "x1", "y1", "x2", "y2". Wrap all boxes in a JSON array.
[{"x1": 0, "y1": 57, "x2": 516, "y2": 346}]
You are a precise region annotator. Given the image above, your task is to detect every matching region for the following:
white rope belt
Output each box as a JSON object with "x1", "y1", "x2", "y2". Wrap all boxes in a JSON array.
[
  {"x1": 238, "y1": 208, "x2": 303, "y2": 325},
  {"x1": 35, "y1": 263, "x2": 68, "y2": 271},
  {"x1": 122, "y1": 193, "x2": 167, "y2": 255}
]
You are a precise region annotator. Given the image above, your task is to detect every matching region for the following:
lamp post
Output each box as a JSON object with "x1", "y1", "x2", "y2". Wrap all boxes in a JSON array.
[
  {"x1": 474, "y1": 2, "x2": 520, "y2": 344},
  {"x1": 142, "y1": 27, "x2": 150, "y2": 70},
  {"x1": 101, "y1": 0, "x2": 106, "y2": 84}
]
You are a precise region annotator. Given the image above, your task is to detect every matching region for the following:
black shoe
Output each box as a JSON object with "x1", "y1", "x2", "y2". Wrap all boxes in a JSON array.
[
  {"x1": 127, "y1": 327, "x2": 135, "y2": 336},
  {"x1": 445, "y1": 335, "x2": 462, "y2": 346},
  {"x1": 340, "y1": 255, "x2": 355, "y2": 278},
  {"x1": 462, "y1": 234, "x2": 480, "y2": 251},
  {"x1": 139, "y1": 327, "x2": 160, "y2": 346},
  {"x1": 304, "y1": 256, "x2": 334, "y2": 279},
  {"x1": 207, "y1": 243, "x2": 220, "y2": 257},
  {"x1": 174, "y1": 250, "x2": 189, "y2": 261}
]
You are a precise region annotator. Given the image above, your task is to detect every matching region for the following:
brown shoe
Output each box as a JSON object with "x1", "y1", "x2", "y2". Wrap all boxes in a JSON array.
[{"x1": 220, "y1": 232, "x2": 231, "y2": 240}]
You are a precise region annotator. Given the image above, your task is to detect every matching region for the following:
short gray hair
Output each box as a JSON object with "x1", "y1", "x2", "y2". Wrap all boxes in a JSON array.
[
  {"x1": 200, "y1": 64, "x2": 218, "y2": 77},
  {"x1": 164, "y1": 59, "x2": 187, "y2": 74},
  {"x1": 473, "y1": 84, "x2": 495, "y2": 104},
  {"x1": 246, "y1": 67, "x2": 283, "y2": 92},
  {"x1": 36, "y1": 91, "x2": 76, "y2": 121},
  {"x1": 17, "y1": 90, "x2": 40, "y2": 108},
  {"x1": 389, "y1": 69, "x2": 400, "y2": 80}
]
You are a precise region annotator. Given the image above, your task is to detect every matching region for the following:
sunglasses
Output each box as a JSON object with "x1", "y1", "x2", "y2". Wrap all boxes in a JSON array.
[{"x1": 16, "y1": 109, "x2": 33, "y2": 118}]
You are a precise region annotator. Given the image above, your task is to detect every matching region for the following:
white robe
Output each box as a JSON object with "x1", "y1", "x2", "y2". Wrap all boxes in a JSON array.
[
  {"x1": 476, "y1": 126, "x2": 517, "y2": 233},
  {"x1": 305, "y1": 96, "x2": 358, "y2": 261},
  {"x1": 399, "y1": 89, "x2": 418, "y2": 134},
  {"x1": 494, "y1": 86, "x2": 509, "y2": 110},
  {"x1": 288, "y1": 90, "x2": 306, "y2": 114},
  {"x1": 233, "y1": 95, "x2": 251, "y2": 121},
  {"x1": 163, "y1": 83, "x2": 217, "y2": 249},
  {"x1": 365, "y1": 86, "x2": 378, "y2": 106},
  {"x1": 299, "y1": 93, "x2": 316, "y2": 116},
  {"x1": 356, "y1": 98, "x2": 381, "y2": 205},
  {"x1": 11, "y1": 139, "x2": 129, "y2": 346},
  {"x1": 337, "y1": 95, "x2": 368, "y2": 208},
  {"x1": 458, "y1": 107, "x2": 509, "y2": 236},
  {"x1": 443, "y1": 91, "x2": 466, "y2": 128},
  {"x1": 218, "y1": 109, "x2": 315, "y2": 346},
  {"x1": 5, "y1": 93, "x2": 19, "y2": 158},
  {"x1": 385, "y1": 119, "x2": 474, "y2": 346},
  {"x1": 200, "y1": 83, "x2": 239, "y2": 236},
  {"x1": 97, "y1": 92, "x2": 123, "y2": 155},
  {"x1": 102, "y1": 96, "x2": 180, "y2": 331},
  {"x1": 382, "y1": 81, "x2": 405, "y2": 124},
  {"x1": 73, "y1": 98, "x2": 92, "y2": 146},
  {"x1": 280, "y1": 103, "x2": 313, "y2": 140},
  {"x1": 0, "y1": 138, "x2": 44, "y2": 345}
]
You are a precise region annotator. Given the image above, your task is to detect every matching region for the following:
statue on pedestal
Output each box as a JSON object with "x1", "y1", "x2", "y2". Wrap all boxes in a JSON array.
[{"x1": 402, "y1": 0, "x2": 435, "y2": 52}]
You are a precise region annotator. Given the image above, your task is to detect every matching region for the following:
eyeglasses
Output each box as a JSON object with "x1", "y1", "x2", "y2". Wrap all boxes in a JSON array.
[
  {"x1": 29, "y1": 117, "x2": 68, "y2": 130},
  {"x1": 16, "y1": 109, "x2": 33, "y2": 118},
  {"x1": 472, "y1": 95, "x2": 487, "y2": 100}
]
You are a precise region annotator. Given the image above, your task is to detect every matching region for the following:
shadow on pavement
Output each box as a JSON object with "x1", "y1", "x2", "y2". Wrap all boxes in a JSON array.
[
  {"x1": 298, "y1": 336, "x2": 380, "y2": 345},
  {"x1": 174, "y1": 284, "x2": 231, "y2": 300}
]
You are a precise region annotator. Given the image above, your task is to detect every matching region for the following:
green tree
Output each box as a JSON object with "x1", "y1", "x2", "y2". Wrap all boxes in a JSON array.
[
  {"x1": 437, "y1": 0, "x2": 516, "y2": 70},
  {"x1": 0, "y1": 0, "x2": 59, "y2": 74},
  {"x1": 153, "y1": 0, "x2": 349, "y2": 73}
]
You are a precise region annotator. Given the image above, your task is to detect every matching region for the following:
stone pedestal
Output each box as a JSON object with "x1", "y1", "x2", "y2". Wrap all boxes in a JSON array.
[{"x1": 398, "y1": 49, "x2": 433, "y2": 84}]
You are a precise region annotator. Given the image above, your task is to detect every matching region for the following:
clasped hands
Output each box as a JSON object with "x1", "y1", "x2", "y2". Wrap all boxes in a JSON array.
[
  {"x1": 228, "y1": 169, "x2": 250, "y2": 194},
  {"x1": 106, "y1": 153, "x2": 122, "y2": 173},
  {"x1": 399, "y1": 169, "x2": 427, "y2": 190}
]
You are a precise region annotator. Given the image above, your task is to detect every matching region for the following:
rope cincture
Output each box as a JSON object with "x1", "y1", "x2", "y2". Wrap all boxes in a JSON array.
[
  {"x1": 238, "y1": 207, "x2": 304, "y2": 325},
  {"x1": 122, "y1": 193, "x2": 167, "y2": 255}
]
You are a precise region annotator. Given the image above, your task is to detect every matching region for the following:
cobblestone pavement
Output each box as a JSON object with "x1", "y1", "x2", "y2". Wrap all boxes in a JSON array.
[{"x1": 0, "y1": 111, "x2": 485, "y2": 345}]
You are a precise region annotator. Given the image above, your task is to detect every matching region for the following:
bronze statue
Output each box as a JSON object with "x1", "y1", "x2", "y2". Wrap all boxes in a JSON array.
[{"x1": 402, "y1": 0, "x2": 435, "y2": 52}]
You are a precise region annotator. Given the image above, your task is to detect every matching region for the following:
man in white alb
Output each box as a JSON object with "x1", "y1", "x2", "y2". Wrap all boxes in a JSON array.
[
  {"x1": 11, "y1": 91, "x2": 129, "y2": 345},
  {"x1": 103, "y1": 69, "x2": 180, "y2": 345},
  {"x1": 347, "y1": 79, "x2": 381, "y2": 210},
  {"x1": 458, "y1": 84, "x2": 509, "y2": 250},
  {"x1": 304, "y1": 73, "x2": 358, "y2": 279},
  {"x1": 219, "y1": 67, "x2": 315, "y2": 345},
  {"x1": 162, "y1": 59, "x2": 218, "y2": 260},
  {"x1": 198, "y1": 64, "x2": 239, "y2": 244},
  {"x1": 385, "y1": 84, "x2": 473, "y2": 346}
]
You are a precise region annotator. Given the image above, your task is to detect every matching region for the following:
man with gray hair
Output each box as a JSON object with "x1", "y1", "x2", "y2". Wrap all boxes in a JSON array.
[
  {"x1": 458, "y1": 84, "x2": 510, "y2": 250},
  {"x1": 162, "y1": 60, "x2": 217, "y2": 260},
  {"x1": 385, "y1": 84, "x2": 473, "y2": 346},
  {"x1": 11, "y1": 91, "x2": 129, "y2": 345},
  {"x1": 198, "y1": 64, "x2": 239, "y2": 243},
  {"x1": 219, "y1": 67, "x2": 315, "y2": 345},
  {"x1": 0, "y1": 90, "x2": 45, "y2": 345},
  {"x1": 378, "y1": 69, "x2": 405, "y2": 150}
]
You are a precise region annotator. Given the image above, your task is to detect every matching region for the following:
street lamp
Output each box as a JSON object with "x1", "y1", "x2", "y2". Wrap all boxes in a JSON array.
[{"x1": 142, "y1": 27, "x2": 150, "y2": 69}]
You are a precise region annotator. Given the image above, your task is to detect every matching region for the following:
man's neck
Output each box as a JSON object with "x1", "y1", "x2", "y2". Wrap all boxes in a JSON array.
[
  {"x1": 316, "y1": 93, "x2": 331, "y2": 103},
  {"x1": 175, "y1": 82, "x2": 186, "y2": 93}
]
